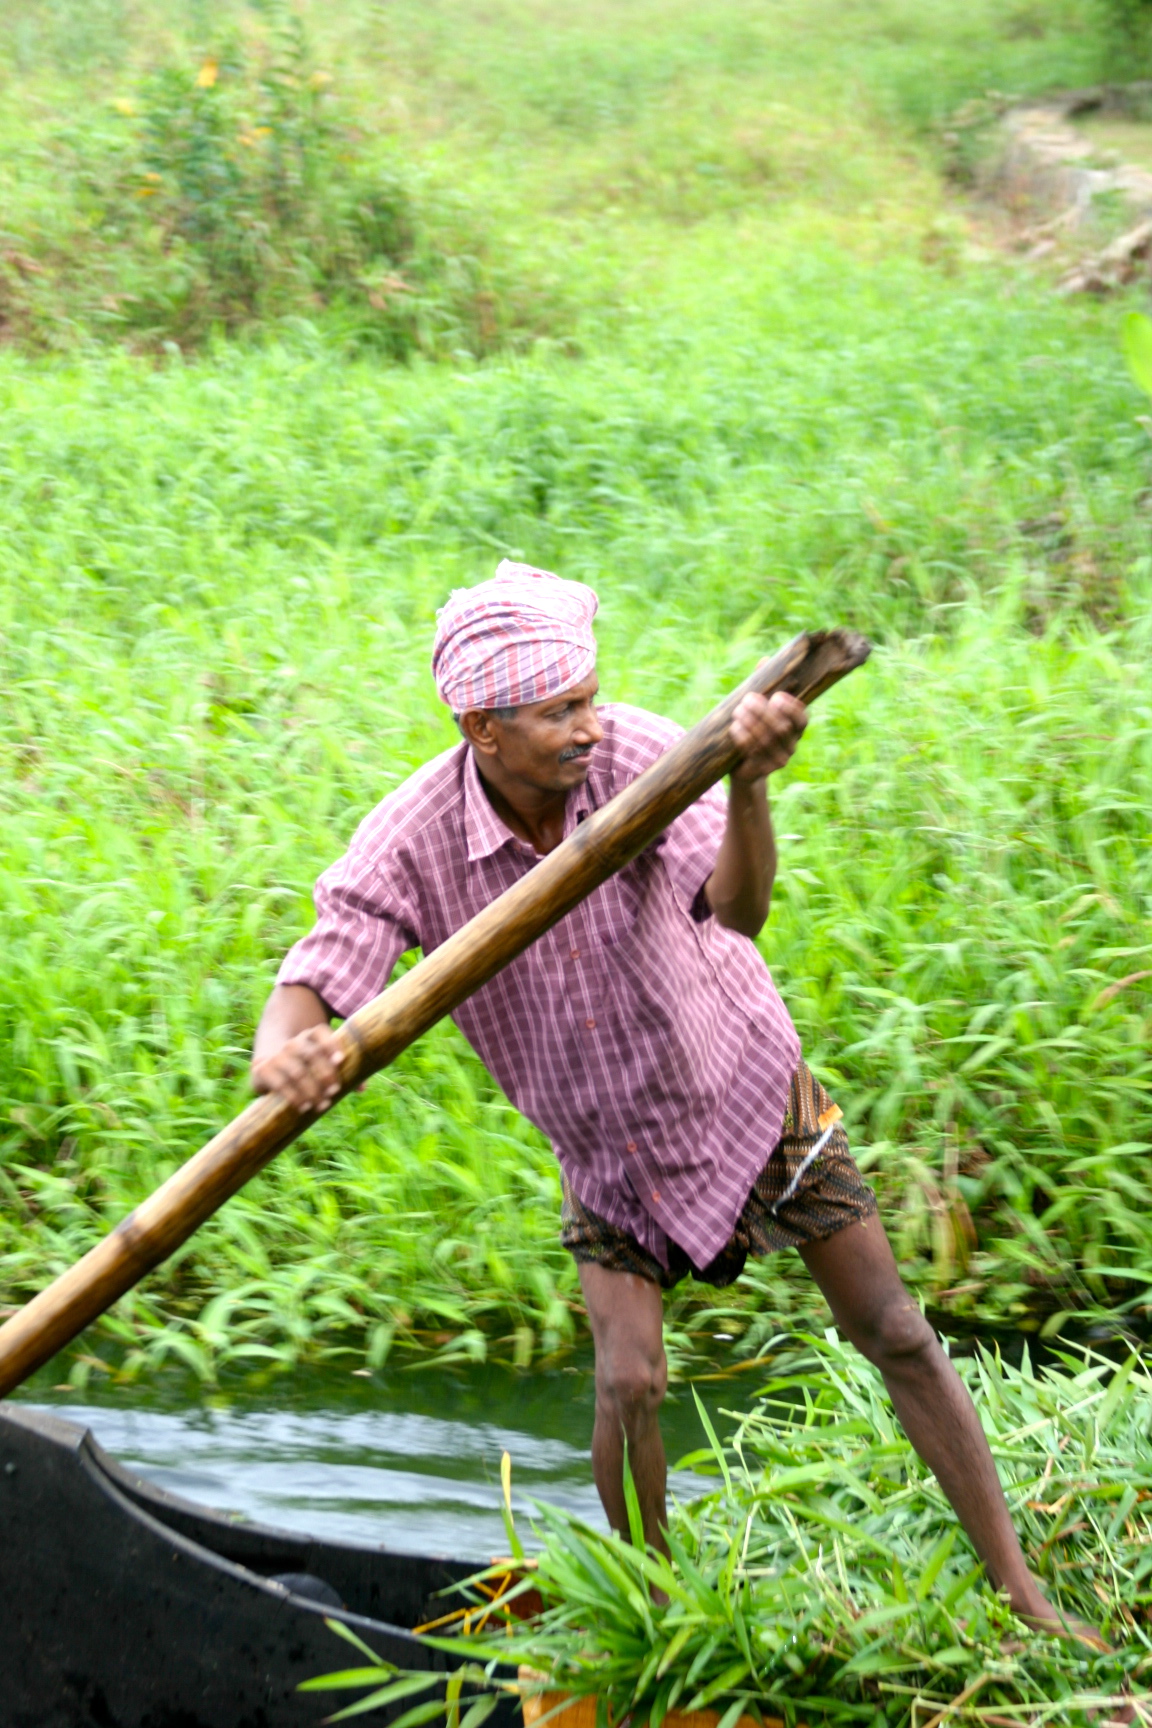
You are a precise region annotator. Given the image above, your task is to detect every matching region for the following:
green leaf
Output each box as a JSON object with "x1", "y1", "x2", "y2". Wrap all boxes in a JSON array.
[
  {"x1": 940, "y1": 1562, "x2": 984, "y2": 1611},
  {"x1": 379, "y1": 1699, "x2": 470, "y2": 1728},
  {"x1": 320, "y1": 1674, "x2": 440, "y2": 1710},
  {"x1": 664, "y1": 1528, "x2": 722, "y2": 1615},
  {"x1": 683, "y1": 1633, "x2": 723, "y2": 1691},
  {"x1": 622, "y1": 1444, "x2": 647, "y2": 1552},
  {"x1": 446, "y1": 1668, "x2": 463, "y2": 1728},
  {"x1": 320, "y1": 1619, "x2": 395, "y2": 1666},
  {"x1": 732, "y1": 1602, "x2": 755, "y2": 1670},
  {"x1": 500, "y1": 1450, "x2": 525, "y2": 1561},
  {"x1": 655, "y1": 1621, "x2": 697, "y2": 1679},
  {"x1": 916, "y1": 1529, "x2": 956, "y2": 1601},
  {"x1": 684, "y1": 1658, "x2": 751, "y2": 1711},
  {"x1": 650, "y1": 1675, "x2": 675, "y2": 1728},
  {"x1": 1122, "y1": 311, "x2": 1152, "y2": 399},
  {"x1": 459, "y1": 1696, "x2": 499, "y2": 1728},
  {"x1": 1096, "y1": 1352, "x2": 1138, "y2": 1432},
  {"x1": 634, "y1": 1641, "x2": 667, "y2": 1701},
  {"x1": 715, "y1": 1697, "x2": 747, "y2": 1728},
  {"x1": 328, "y1": 1689, "x2": 451, "y2": 1726},
  {"x1": 299, "y1": 1666, "x2": 396, "y2": 1693},
  {"x1": 692, "y1": 1387, "x2": 733, "y2": 1493}
]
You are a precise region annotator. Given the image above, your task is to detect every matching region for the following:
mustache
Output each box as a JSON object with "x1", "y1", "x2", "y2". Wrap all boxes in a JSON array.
[{"x1": 558, "y1": 742, "x2": 595, "y2": 765}]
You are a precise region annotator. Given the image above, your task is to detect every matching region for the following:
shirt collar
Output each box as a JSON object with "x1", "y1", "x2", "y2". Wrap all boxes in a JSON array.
[
  {"x1": 462, "y1": 745, "x2": 595, "y2": 862},
  {"x1": 463, "y1": 746, "x2": 516, "y2": 861}
]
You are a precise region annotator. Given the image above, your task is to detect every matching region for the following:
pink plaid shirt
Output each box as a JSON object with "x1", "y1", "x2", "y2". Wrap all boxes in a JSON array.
[{"x1": 277, "y1": 704, "x2": 802, "y2": 1270}]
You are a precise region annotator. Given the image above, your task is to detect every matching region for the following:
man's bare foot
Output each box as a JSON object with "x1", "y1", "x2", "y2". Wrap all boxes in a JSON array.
[
  {"x1": 1007, "y1": 1579, "x2": 1113, "y2": 1652},
  {"x1": 1026, "y1": 1610, "x2": 1113, "y2": 1653},
  {"x1": 1008, "y1": 1583, "x2": 1144, "y2": 1724}
]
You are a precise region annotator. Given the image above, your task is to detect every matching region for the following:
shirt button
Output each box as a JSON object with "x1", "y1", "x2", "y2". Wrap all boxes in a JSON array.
[
  {"x1": 625, "y1": 1141, "x2": 637, "y2": 1152},
  {"x1": 585, "y1": 1017, "x2": 596, "y2": 1030},
  {"x1": 651, "y1": 1189, "x2": 661, "y2": 1203},
  {"x1": 570, "y1": 948, "x2": 581, "y2": 960}
]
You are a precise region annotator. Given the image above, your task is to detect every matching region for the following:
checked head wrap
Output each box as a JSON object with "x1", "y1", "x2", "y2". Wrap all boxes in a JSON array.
[{"x1": 431, "y1": 561, "x2": 599, "y2": 713}]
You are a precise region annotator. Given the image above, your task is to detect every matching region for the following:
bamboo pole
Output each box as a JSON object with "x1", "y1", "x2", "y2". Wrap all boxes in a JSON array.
[{"x1": 0, "y1": 629, "x2": 869, "y2": 1399}]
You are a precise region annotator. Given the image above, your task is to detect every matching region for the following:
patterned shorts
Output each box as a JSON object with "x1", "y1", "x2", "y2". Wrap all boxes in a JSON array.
[{"x1": 559, "y1": 1061, "x2": 878, "y2": 1290}]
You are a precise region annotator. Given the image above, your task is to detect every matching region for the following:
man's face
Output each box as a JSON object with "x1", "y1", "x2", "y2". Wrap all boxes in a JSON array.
[{"x1": 465, "y1": 673, "x2": 604, "y2": 794}]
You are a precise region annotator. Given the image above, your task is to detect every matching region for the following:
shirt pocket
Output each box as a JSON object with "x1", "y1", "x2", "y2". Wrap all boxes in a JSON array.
[{"x1": 579, "y1": 858, "x2": 649, "y2": 951}]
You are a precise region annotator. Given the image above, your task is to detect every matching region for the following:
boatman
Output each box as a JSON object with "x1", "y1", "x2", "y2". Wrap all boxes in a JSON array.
[{"x1": 252, "y1": 562, "x2": 1060, "y2": 1627}]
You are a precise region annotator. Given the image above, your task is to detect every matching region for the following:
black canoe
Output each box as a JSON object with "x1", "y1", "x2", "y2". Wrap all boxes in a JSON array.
[{"x1": 0, "y1": 1401, "x2": 520, "y2": 1728}]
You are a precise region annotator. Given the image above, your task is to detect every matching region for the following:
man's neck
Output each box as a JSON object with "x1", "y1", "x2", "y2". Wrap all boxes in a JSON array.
[{"x1": 474, "y1": 758, "x2": 570, "y2": 855}]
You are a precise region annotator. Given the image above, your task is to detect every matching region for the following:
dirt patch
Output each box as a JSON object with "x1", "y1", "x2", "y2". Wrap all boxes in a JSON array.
[{"x1": 968, "y1": 85, "x2": 1152, "y2": 292}]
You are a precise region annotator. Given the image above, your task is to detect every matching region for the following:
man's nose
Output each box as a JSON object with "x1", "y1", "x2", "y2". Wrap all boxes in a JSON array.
[{"x1": 574, "y1": 705, "x2": 604, "y2": 743}]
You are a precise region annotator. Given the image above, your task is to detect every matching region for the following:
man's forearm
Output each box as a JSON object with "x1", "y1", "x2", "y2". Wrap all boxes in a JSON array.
[
  {"x1": 705, "y1": 686, "x2": 804, "y2": 936},
  {"x1": 704, "y1": 778, "x2": 777, "y2": 938},
  {"x1": 252, "y1": 984, "x2": 331, "y2": 1069}
]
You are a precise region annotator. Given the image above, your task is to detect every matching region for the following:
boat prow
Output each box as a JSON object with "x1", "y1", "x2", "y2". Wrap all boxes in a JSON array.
[{"x1": 0, "y1": 1401, "x2": 517, "y2": 1728}]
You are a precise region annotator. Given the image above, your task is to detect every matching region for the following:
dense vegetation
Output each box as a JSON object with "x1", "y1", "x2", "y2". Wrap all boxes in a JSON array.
[{"x1": 1, "y1": 0, "x2": 1150, "y2": 1385}]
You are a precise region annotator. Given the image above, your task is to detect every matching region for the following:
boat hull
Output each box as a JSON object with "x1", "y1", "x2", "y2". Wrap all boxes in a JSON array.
[{"x1": 0, "y1": 1402, "x2": 516, "y2": 1728}]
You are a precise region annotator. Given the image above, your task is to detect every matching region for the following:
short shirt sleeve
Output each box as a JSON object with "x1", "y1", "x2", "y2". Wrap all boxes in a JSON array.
[
  {"x1": 659, "y1": 780, "x2": 727, "y2": 919},
  {"x1": 276, "y1": 816, "x2": 420, "y2": 1019}
]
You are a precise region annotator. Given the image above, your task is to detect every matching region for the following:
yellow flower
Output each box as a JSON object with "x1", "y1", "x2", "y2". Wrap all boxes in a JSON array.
[
  {"x1": 112, "y1": 98, "x2": 135, "y2": 116},
  {"x1": 196, "y1": 58, "x2": 218, "y2": 89}
]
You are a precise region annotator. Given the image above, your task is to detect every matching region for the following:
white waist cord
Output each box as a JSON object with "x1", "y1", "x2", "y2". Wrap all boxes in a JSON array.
[{"x1": 769, "y1": 1119, "x2": 839, "y2": 1218}]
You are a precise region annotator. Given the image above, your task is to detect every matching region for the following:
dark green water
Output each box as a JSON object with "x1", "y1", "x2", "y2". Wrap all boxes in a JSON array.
[
  {"x1": 18, "y1": 1325, "x2": 1140, "y2": 1559},
  {"x1": 17, "y1": 1353, "x2": 744, "y2": 1559}
]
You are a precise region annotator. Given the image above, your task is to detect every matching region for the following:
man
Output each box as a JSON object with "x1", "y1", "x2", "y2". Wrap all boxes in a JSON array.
[{"x1": 252, "y1": 561, "x2": 1057, "y2": 1625}]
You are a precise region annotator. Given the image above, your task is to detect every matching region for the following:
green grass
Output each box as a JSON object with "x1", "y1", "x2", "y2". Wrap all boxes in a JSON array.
[
  {"x1": 1, "y1": 0, "x2": 1150, "y2": 1381},
  {"x1": 304, "y1": 1335, "x2": 1152, "y2": 1727},
  {"x1": 0, "y1": 0, "x2": 1107, "y2": 351}
]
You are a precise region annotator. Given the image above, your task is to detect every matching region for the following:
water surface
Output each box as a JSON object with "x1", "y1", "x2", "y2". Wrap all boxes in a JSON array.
[{"x1": 21, "y1": 1355, "x2": 733, "y2": 1558}]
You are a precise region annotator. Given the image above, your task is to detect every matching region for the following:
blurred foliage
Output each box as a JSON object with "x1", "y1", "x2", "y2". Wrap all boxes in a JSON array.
[
  {"x1": 1123, "y1": 310, "x2": 1152, "y2": 396},
  {"x1": 1098, "y1": 0, "x2": 1152, "y2": 74},
  {"x1": 0, "y1": 0, "x2": 1115, "y2": 356},
  {"x1": 0, "y1": 4, "x2": 570, "y2": 353}
]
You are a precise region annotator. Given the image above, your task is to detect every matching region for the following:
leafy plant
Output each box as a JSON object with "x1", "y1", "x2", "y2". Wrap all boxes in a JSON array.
[
  {"x1": 1098, "y1": 0, "x2": 1152, "y2": 73},
  {"x1": 1122, "y1": 311, "x2": 1152, "y2": 400},
  {"x1": 126, "y1": 13, "x2": 417, "y2": 340},
  {"x1": 0, "y1": 7, "x2": 561, "y2": 354},
  {"x1": 302, "y1": 1336, "x2": 1152, "y2": 1727}
]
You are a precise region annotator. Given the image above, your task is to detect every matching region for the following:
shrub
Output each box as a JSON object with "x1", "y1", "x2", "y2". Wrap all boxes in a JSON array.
[
  {"x1": 0, "y1": 9, "x2": 558, "y2": 355},
  {"x1": 1098, "y1": 0, "x2": 1152, "y2": 73}
]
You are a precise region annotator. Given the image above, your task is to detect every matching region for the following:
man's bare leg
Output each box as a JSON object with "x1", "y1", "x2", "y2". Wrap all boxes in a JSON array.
[
  {"x1": 800, "y1": 1216, "x2": 1054, "y2": 1621},
  {"x1": 578, "y1": 1262, "x2": 669, "y2": 1551}
]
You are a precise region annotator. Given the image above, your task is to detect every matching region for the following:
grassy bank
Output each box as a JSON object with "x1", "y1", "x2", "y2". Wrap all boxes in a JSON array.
[{"x1": 1, "y1": 0, "x2": 1150, "y2": 1382}]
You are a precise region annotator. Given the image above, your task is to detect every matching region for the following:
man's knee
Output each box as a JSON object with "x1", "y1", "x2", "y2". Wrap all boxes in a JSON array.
[
  {"x1": 851, "y1": 1293, "x2": 937, "y2": 1371},
  {"x1": 596, "y1": 1341, "x2": 668, "y2": 1420},
  {"x1": 581, "y1": 1264, "x2": 667, "y2": 1421}
]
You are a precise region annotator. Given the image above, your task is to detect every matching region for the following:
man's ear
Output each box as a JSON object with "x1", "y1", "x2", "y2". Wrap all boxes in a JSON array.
[{"x1": 459, "y1": 709, "x2": 500, "y2": 756}]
